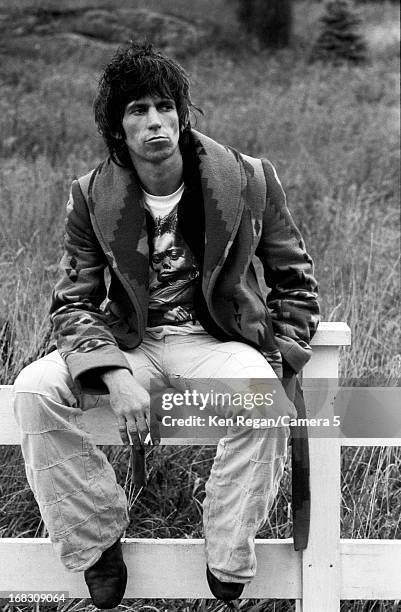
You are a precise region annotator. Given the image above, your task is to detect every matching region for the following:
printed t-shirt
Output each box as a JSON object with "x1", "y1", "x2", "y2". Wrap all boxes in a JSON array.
[{"x1": 142, "y1": 183, "x2": 207, "y2": 338}]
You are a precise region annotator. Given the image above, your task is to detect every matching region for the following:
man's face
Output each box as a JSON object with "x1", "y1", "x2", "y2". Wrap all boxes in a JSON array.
[{"x1": 122, "y1": 95, "x2": 180, "y2": 166}]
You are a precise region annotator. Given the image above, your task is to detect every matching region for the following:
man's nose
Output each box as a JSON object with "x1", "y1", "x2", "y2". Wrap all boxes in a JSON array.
[{"x1": 147, "y1": 107, "x2": 162, "y2": 129}]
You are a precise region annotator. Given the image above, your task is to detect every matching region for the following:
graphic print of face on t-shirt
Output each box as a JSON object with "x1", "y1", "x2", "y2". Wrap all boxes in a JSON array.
[{"x1": 148, "y1": 205, "x2": 199, "y2": 326}]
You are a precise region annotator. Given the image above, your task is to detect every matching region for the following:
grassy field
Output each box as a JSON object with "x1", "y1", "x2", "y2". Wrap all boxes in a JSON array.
[{"x1": 0, "y1": 1, "x2": 400, "y2": 610}]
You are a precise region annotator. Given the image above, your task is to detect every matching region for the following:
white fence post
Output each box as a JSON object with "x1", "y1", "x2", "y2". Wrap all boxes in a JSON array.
[{"x1": 296, "y1": 323, "x2": 350, "y2": 611}]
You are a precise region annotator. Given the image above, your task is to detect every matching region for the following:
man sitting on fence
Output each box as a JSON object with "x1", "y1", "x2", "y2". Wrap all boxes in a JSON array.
[{"x1": 13, "y1": 42, "x2": 319, "y2": 608}]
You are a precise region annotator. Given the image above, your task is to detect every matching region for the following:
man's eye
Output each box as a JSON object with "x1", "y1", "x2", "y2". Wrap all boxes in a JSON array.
[{"x1": 160, "y1": 103, "x2": 174, "y2": 111}]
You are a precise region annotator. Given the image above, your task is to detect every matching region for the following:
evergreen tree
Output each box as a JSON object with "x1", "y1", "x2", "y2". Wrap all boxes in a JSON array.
[
  {"x1": 237, "y1": 0, "x2": 292, "y2": 49},
  {"x1": 312, "y1": 0, "x2": 368, "y2": 63}
]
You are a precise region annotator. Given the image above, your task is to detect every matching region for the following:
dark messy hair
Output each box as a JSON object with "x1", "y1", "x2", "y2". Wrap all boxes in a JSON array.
[{"x1": 94, "y1": 41, "x2": 200, "y2": 167}]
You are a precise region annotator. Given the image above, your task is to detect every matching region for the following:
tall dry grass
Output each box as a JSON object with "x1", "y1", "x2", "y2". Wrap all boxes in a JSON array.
[{"x1": 0, "y1": 1, "x2": 399, "y2": 610}]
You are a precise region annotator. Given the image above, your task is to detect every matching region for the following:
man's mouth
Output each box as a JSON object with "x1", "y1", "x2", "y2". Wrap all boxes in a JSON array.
[{"x1": 147, "y1": 136, "x2": 169, "y2": 143}]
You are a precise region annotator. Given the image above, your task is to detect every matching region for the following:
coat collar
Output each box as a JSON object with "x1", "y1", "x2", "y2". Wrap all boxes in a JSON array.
[
  {"x1": 189, "y1": 130, "x2": 245, "y2": 294},
  {"x1": 90, "y1": 159, "x2": 149, "y2": 314}
]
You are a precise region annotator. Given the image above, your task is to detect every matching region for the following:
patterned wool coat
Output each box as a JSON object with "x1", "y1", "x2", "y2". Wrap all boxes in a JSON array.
[{"x1": 50, "y1": 129, "x2": 320, "y2": 550}]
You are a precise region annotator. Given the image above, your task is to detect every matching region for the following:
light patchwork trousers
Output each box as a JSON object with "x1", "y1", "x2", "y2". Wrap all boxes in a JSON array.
[{"x1": 13, "y1": 332, "x2": 294, "y2": 583}]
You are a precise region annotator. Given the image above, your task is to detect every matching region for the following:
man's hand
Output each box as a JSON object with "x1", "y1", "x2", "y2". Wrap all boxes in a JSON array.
[{"x1": 100, "y1": 368, "x2": 159, "y2": 448}]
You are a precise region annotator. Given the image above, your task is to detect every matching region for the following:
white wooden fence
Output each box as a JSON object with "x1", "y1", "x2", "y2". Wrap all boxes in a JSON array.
[{"x1": 0, "y1": 322, "x2": 400, "y2": 610}]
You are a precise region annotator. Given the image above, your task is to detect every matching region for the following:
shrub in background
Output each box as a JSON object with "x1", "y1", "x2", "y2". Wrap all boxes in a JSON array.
[
  {"x1": 237, "y1": 0, "x2": 293, "y2": 48},
  {"x1": 311, "y1": 0, "x2": 368, "y2": 63}
]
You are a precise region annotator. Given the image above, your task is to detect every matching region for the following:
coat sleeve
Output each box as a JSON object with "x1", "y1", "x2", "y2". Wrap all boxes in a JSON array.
[
  {"x1": 50, "y1": 178, "x2": 132, "y2": 392},
  {"x1": 255, "y1": 159, "x2": 320, "y2": 374}
]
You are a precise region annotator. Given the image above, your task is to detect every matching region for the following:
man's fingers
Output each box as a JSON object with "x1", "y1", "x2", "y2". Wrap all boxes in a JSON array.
[
  {"x1": 117, "y1": 414, "x2": 159, "y2": 447},
  {"x1": 118, "y1": 415, "x2": 145, "y2": 448},
  {"x1": 135, "y1": 414, "x2": 150, "y2": 443},
  {"x1": 117, "y1": 419, "x2": 130, "y2": 445},
  {"x1": 126, "y1": 418, "x2": 145, "y2": 451}
]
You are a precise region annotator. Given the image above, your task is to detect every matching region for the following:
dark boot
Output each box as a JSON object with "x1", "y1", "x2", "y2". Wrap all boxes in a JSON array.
[
  {"x1": 84, "y1": 539, "x2": 127, "y2": 608},
  {"x1": 206, "y1": 565, "x2": 244, "y2": 602}
]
